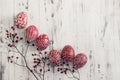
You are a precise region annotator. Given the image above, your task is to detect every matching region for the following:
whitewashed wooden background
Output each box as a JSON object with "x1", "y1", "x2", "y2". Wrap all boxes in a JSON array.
[{"x1": 0, "y1": 0, "x2": 120, "y2": 80}]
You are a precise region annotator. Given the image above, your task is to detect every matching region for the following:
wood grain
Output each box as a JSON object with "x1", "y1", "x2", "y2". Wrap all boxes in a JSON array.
[{"x1": 0, "y1": 0, "x2": 120, "y2": 80}]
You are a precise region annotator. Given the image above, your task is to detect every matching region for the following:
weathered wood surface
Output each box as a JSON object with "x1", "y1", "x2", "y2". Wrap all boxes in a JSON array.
[{"x1": 0, "y1": 0, "x2": 120, "y2": 80}]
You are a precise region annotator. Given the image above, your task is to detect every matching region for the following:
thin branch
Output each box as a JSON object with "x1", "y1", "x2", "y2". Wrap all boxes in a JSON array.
[
  {"x1": 66, "y1": 73, "x2": 74, "y2": 79},
  {"x1": 13, "y1": 44, "x2": 39, "y2": 80},
  {"x1": 37, "y1": 53, "x2": 44, "y2": 63},
  {"x1": 26, "y1": 65, "x2": 39, "y2": 80},
  {"x1": 43, "y1": 62, "x2": 46, "y2": 80},
  {"x1": 76, "y1": 70, "x2": 80, "y2": 79},
  {"x1": 9, "y1": 50, "x2": 21, "y2": 54},
  {"x1": 70, "y1": 71, "x2": 80, "y2": 80},
  {"x1": 7, "y1": 27, "x2": 39, "y2": 80},
  {"x1": 24, "y1": 44, "x2": 29, "y2": 56},
  {"x1": 14, "y1": 45, "x2": 24, "y2": 57},
  {"x1": 66, "y1": 66, "x2": 80, "y2": 80},
  {"x1": 14, "y1": 62, "x2": 26, "y2": 67},
  {"x1": 9, "y1": 58, "x2": 26, "y2": 67},
  {"x1": 34, "y1": 68, "x2": 43, "y2": 80},
  {"x1": 70, "y1": 64, "x2": 80, "y2": 80}
]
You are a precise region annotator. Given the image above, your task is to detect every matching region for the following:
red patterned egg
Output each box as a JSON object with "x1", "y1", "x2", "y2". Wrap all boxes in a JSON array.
[
  {"x1": 36, "y1": 34, "x2": 49, "y2": 50},
  {"x1": 25, "y1": 25, "x2": 38, "y2": 42},
  {"x1": 15, "y1": 12, "x2": 28, "y2": 29},
  {"x1": 48, "y1": 50, "x2": 61, "y2": 66},
  {"x1": 61, "y1": 45, "x2": 75, "y2": 62},
  {"x1": 73, "y1": 53, "x2": 87, "y2": 69}
]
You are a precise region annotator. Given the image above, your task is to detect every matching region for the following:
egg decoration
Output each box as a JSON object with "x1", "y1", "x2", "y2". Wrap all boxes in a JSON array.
[
  {"x1": 15, "y1": 12, "x2": 28, "y2": 29},
  {"x1": 48, "y1": 50, "x2": 61, "y2": 66},
  {"x1": 61, "y1": 45, "x2": 75, "y2": 62},
  {"x1": 73, "y1": 53, "x2": 87, "y2": 69},
  {"x1": 25, "y1": 25, "x2": 38, "y2": 42},
  {"x1": 36, "y1": 34, "x2": 49, "y2": 50}
]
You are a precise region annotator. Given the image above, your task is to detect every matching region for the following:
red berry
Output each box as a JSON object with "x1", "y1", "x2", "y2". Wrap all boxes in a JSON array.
[
  {"x1": 15, "y1": 40, "x2": 18, "y2": 43},
  {"x1": 11, "y1": 56, "x2": 14, "y2": 58},
  {"x1": 39, "y1": 52, "x2": 42, "y2": 54},
  {"x1": 73, "y1": 53, "x2": 87, "y2": 69},
  {"x1": 44, "y1": 51, "x2": 47, "y2": 54},
  {"x1": 15, "y1": 33, "x2": 17, "y2": 36},
  {"x1": 40, "y1": 69, "x2": 42, "y2": 72},
  {"x1": 48, "y1": 50, "x2": 61, "y2": 66},
  {"x1": 57, "y1": 69, "x2": 60, "y2": 72},
  {"x1": 33, "y1": 65, "x2": 36, "y2": 68},
  {"x1": 61, "y1": 71, "x2": 63, "y2": 74},
  {"x1": 16, "y1": 36, "x2": 19, "y2": 39},
  {"x1": 16, "y1": 57, "x2": 19, "y2": 59},
  {"x1": 47, "y1": 63, "x2": 50, "y2": 66},
  {"x1": 61, "y1": 45, "x2": 75, "y2": 62},
  {"x1": 7, "y1": 56, "x2": 10, "y2": 59},
  {"x1": 36, "y1": 34, "x2": 49, "y2": 50},
  {"x1": 8, "y1": 44, "x2": 10, "y2": 47},
  {"x1": 32, "y1": 44, "x2": 35, "y2": 46},
  {"x1": 60, "y1": 64, "x2": 63, "y2": 66},
  {"x1": 66, "y1": 63, "x2": 69, "y2": 66},
  {"x1": 6, "y1": 30, "x2": 8, "y2": 32},
  {"x1": 11, "y1": 26, "x2": 15, "y2": 30},
  {"x1": 20, "y1": 37, "x2": 23, "y2": 40},
  {"x1": 15, "y1": 12, "x2": 28, "y2": 29},
  {"x1": 25, "y1": 25, "x2": 39, "y2": 42},
  {"x1": 72, "y1": 69, "x2": 75, "y2": 72},
  {"x1": 48, "y1": 69, "x2": 50, "y2": 71},
  {"x1": 34, "y1": 58, "x2": 36, "y2": 60},
  {"x1": 64, "y1": 71, "x2": 67, "y2": 74},
  {"x1": 30, "y1": 70, "x2": 33, "y2": 72}
]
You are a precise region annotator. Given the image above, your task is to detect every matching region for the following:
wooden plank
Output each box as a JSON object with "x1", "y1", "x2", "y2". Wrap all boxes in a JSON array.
[
  {"x1": 0, "y1": 0, "x2": 120, "y2": 80},
  {"x1": 0, "y1": 0, "x2": 15, "y2": 80}
]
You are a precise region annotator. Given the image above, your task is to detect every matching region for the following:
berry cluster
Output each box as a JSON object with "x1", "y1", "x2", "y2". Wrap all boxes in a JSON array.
[
  {"x1": 6, "y1": 12, "x2": 88, "y2": 80},
  {"x1": 6, "y1": 26, "x2": 23, "y2": 47},
  {"x1": 31, "y1": 52, "x2": 51, "y2": 80}
]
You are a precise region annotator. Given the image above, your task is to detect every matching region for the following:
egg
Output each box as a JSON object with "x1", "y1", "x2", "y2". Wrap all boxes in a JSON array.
[
  {"x1": 36, "y1": 34, "x2": 49, "y2": 50},
  {"x1": 48, "y1": 50, "x2": 61, "y2": 66},
  {"x1": 25, "y1": 25, "x2": 38, "y2": 42},
  {"x1": 73, "y1": 53, "x2": 87, "y2": 69},
  {"x1": 15, "y1": 12, "x2": 28, "y2": 29},
  {"x1": 61, "y1": 45, "x2": 75, "y2": 62}
]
